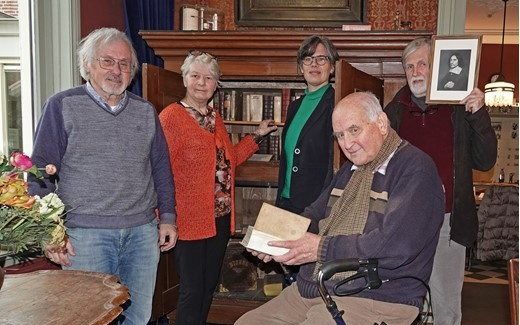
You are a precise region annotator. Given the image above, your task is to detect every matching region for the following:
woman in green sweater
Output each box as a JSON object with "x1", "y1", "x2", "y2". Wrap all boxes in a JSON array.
[{"x1": 276, "y1": 35, "x2": 339, "y2": 215}]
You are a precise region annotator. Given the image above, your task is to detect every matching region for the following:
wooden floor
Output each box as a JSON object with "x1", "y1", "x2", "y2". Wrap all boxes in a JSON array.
[{"x1": 462, "y1": 282, "x2": 509, "y2": 325}]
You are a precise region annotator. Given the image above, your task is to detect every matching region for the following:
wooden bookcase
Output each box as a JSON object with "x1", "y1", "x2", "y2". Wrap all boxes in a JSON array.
[{"x1": 140, "y1": 30, "x2": 431, "y2": 323}]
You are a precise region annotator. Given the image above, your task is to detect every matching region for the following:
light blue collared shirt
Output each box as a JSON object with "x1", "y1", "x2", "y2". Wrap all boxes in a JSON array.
[{"x1": 85, "y1": 81, "x2": 128, "y2": 115}]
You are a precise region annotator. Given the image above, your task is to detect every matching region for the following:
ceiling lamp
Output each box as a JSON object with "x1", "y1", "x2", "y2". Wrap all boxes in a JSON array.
[{"x1": 484, "y1": 0, "x2": 516, "y2": 107}]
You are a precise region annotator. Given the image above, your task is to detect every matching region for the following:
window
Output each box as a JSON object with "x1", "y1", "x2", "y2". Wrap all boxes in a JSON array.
[{"x1": 0, "y1": 64, "x2": 22, "y2": 154}]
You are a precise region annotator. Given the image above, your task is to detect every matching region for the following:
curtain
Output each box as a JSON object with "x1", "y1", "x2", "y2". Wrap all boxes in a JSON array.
[{"x1": 123, "y1": 0, "x2": 174, "y2": 96}]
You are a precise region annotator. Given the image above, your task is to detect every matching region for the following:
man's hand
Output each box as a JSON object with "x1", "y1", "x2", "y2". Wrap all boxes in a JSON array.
[
  {"x1": 44, "y1": 239, "x2": 75, "y2": 267},
  {"x1": 159, "y1": 224, "x2": 178, "y2": 252},
  {"x1": 444, "y1": 81, "x2": 455, "y2": 89},
  {"x1": 461, "y1": 88, "x2": 485, "y2": 113},
  {"x1": 269, "y1": 232, "x2": 322, "y2": 265},
  {"x1": 246, "y1": 248, "x2": 274, "y2": 263}
]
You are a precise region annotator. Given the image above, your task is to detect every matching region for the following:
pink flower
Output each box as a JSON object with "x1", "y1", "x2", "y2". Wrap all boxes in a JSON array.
[{"x1": 10, "y1": 152, "x2": 33, "y2": 171}]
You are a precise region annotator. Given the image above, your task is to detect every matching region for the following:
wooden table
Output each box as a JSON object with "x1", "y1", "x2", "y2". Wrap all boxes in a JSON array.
[{"x1": 0, "y1": 270, "x2": 129, "y2": 325}]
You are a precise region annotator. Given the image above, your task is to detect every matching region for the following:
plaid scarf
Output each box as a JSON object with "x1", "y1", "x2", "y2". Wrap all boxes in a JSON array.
[{"x1": 312, "y1": 127, "x2": 402, "y2": 279}]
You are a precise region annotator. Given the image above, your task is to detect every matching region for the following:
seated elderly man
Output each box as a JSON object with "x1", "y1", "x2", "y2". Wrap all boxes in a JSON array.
[{"x1": 236, "y1": 92, "x2": 445, "y2": 325}]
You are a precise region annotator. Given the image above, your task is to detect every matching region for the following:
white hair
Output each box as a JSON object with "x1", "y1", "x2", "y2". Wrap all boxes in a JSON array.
[
  {"x1": 180, "y1": 52, "x2": 220, "y2": 86},
  {"x1": 402, "y1": 37, "x2": 431, "y2": 65},
  {"x1": 353, "y1": 92, "x2": 382, "y2": 122},
  {"x1": 77, "y1": 27, "x2": 138, "y2": 81},
  {"x1": 335, "y1": 91, "x2": 383, "y2": 122}
]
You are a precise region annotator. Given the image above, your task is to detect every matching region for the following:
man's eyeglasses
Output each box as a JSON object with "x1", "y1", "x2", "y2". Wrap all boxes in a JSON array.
[
  {"x1": 97, "y1": 57, "x2": 133, "y2": 73},
  {"x1": 302, "y1": 55, "x2": 329, "y2": 66},
  {"x1": 188, "y1": 50, "x2": 217, "y2": 61}
]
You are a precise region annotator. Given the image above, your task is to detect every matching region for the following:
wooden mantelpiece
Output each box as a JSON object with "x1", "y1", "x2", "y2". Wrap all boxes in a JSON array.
[{"x1": 140, "y1": 30, "x2": 432, "y2": 80}]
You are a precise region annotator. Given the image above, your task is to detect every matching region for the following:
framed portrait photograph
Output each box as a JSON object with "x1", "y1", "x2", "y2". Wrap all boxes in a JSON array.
[{"x1": 426, "y1": 35, "x2": 482, "y2": 104}]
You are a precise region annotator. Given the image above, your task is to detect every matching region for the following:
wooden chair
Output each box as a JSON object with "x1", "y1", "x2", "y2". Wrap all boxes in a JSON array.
[{"x1": 508, "y1": 258, "x2": 519, "y2": 325}]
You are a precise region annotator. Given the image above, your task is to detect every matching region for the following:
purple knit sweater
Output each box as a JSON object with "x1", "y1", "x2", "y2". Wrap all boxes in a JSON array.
[{"x1": 297, "y1": 142, "x2": 445, "y2": 308}]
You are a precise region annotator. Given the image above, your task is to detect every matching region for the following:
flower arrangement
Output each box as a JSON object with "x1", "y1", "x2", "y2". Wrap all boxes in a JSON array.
[{"x1": 0, "y1": 152, "x2": 66, "y2": 255}]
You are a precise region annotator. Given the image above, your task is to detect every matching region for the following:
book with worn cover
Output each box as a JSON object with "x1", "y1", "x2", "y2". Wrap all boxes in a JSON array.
[{"x1": 241, "y1": 202, "x2": 310, "y2": 256}]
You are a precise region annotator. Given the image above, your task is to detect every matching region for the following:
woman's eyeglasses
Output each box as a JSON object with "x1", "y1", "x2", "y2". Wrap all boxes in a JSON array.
[
  {"x1": 302, "y1": 55, "x2": 329, "y2": 66},
  {"x1": 188, "y1": 50, "x2": 217, "y2": 61}
]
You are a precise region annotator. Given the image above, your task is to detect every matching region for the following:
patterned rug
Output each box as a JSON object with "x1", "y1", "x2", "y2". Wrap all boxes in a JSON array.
[{"x1": 464, "y1": 259, "x2": 509, "y2": 285}]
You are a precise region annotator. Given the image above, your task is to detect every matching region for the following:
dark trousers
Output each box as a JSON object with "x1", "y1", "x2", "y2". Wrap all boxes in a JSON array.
[
  {"x1": 174, "y1": 214, "x2": 230, "y2": 325},
  {"x1": 276, "y1": 197, "x2": 302, "y2": 285},
  {"x1": 277, "y1": 196, "x2": 304, "y2": 215}
]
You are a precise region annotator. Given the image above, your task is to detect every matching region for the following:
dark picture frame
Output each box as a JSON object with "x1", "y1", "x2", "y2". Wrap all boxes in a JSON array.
[
  {"x1": 426, "y1": 35, "x2": 482, "y2": 104},
  {"x1": 235, "y1": 0, "x2": 365, "y2": 27}
]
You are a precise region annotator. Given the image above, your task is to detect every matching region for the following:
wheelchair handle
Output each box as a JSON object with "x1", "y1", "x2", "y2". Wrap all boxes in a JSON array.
[{"x1": 319, "y1": 258, "x2": 364, "y2": 281}]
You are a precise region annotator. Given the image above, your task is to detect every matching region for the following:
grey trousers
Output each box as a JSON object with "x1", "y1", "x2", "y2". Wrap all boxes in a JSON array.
[
  {"x1": 429, "y1": 213, "x2": 466, "y2": 325},
  {"x1": 235, "y1": 283, "x2": 418, "y2": 325}
]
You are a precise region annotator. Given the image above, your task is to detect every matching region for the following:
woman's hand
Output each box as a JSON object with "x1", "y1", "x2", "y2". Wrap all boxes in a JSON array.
[{"x1": 254, "y1": 120, "x2": 278, "y2": 137}]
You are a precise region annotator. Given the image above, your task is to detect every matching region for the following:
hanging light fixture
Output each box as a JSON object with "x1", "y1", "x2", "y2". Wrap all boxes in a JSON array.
[{"x1": 484, "y1": 0, "x2": 516, "y2": 107}]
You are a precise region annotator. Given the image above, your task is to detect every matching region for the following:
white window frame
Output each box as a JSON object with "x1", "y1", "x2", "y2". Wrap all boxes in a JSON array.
[
  {"x1": 18, "y1": 0, "x2": 81, "y2": 155},
  {"x1": 0, "y1": 61, "x2": 21, "y2": 154}
]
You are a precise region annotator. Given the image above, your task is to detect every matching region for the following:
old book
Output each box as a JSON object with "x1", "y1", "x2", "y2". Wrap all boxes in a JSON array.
[
  {"x1": 269, "y1": 134, "x2": 280, "y2": 161},
  {"x1": 281, "y1": 88, "x2": 291, "y2": 123},
  {"x1": 262, "y1": 94, "x2": 274, "y2": 120},
  {"x1": 230, "y1": 90, "x2": 237, "y2": 121},
  {"x1": 249, "y1": 93, "x2": 263, "y2": 122},
  {"x1": 243, "y1": 93, "x2": 251, "y2": 121},
  {"x1": 273, "y1": 95, "x2": 282, "y2": 123},
  {"x1": 224, "y1": 92, "x2": 231, "y2": 120},
  {"x1": 241, "y1": 202, "x2": 310, "y2": 256}
]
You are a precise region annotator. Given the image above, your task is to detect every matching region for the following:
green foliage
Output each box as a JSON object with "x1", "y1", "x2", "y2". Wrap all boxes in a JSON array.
[{"x1": 0, "y1": 204, "x2": 55, "y2": 255}]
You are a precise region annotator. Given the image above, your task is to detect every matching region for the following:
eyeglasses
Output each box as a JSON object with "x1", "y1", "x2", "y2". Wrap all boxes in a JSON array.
[
  {"x1": 302, "y1": 55, "x2": 329, "y2": 66},
  {"x1": 188, "y1": 50, "x2": 217, "y2": 61},
  {"x1": 97, "y1": 57, "x2": 133, "y2": 73}
]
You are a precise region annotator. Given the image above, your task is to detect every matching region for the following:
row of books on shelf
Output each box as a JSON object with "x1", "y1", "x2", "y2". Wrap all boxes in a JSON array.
[
  {"x1": 210, "y1": 88, "x2": 305, "y2": 123},
  {"x1": 230, "y1": 133, "x2": 282, "y2": 162}
]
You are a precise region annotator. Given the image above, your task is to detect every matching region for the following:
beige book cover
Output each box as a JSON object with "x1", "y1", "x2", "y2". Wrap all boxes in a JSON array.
[{"x1": 241, "y1": 202, "x2": 311, "y2": 256}]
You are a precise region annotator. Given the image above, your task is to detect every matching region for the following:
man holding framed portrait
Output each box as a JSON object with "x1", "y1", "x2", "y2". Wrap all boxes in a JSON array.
[{"x1": 384, "y1": 37, "x2": 497, "y2": 325}]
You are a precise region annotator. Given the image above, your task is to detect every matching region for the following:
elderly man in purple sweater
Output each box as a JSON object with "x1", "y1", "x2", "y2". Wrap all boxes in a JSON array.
[
  {"x1": 29, "y1": 28, "x2": 177, "y2": 324},
  {"x1": 237, "y1": 92, "x2": 444, "y2": 325}
]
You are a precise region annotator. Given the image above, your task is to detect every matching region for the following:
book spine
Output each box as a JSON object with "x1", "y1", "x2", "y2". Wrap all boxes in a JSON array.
[
  {"x1": 230, "y1": 90, "x2": 237, "y2": 121},
  {"x1": 212, "y1": 90, "x2": 220, "y2": 114},
  {"x1": 281, "y1": 88, "x2": 291, "y2": 123},
  {"x1": 218, "y1": 89, "x2": 225, "y2": 117},
  {"x1": 244, "y1": 94, "x2": 251, "y2": 121},
  {"x1": 250, "y1": 94, "x2": 263, "y2": 122},
  {"x1": 269, "y1": 134, "x2": 279, "y2": 161},
  {"x1": 224, "y1": 92, "x2": 231, "y2": 120},
  {"x1": 262, "y1": 94, "x2": 274, "y2": 121},
  {"x1": 273, "y1": 95, "x2": 282, "y2": 123}
]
